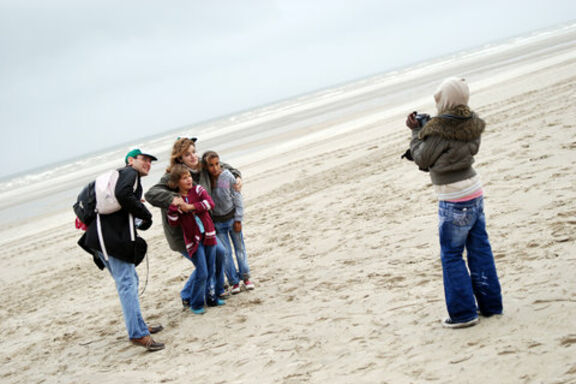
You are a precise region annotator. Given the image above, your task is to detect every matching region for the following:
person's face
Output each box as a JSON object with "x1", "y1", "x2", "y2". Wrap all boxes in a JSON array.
[
  {"x1": 180, "y1": 145, "x2": 198, "y2": 169},
  {"x1": 129, "y1": 155, "x2": 153, "y2": 176},
  {"x1": 205, "y1": 156, "x2": 221, "y2": 177},
  {"x1": 178, "y1": 173, "x2": 193, "y2": 192}
]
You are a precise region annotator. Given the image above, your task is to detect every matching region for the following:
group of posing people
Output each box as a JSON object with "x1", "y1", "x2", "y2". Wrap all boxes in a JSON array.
[
  {"x1": 79, "y1": 137, "x2": 254, "y2": 351},
  {"x1": 77, "y1": 76, "x2": 503, "y2": 353}
]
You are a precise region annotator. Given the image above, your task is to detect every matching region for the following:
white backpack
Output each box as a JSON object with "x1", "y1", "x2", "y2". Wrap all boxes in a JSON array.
[{"x1": 95, "y1": 170, "x2": 122, "y2": 214}]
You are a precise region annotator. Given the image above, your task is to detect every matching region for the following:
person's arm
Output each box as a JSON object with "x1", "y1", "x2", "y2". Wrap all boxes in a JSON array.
[
  {"x1": 193, "y1": 185, "x2": 215, "y2": 213},
  {"x1": 409, "y1": 130, "x2": 448, "y2": 172},
  {"x1": 221, "y1": 161, "x2": 243, "y2": 192},
  {"x1": 115, "y1": 168, "x2": 152, "y2": 222},
  {"x1": 178, "y1": 185, "x2": 215, "y2": 213},
  {"x1": 144, "y1": 173, "x2": 179, "y2": 209},
  {"x1": 231, "y1": 175, "x2": 244, "y2": 232},
  {"x1": 166, "y1": 204, "x2": 182, "y2": 227}
]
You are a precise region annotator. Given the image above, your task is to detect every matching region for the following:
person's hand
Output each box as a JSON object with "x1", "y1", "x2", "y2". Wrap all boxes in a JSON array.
[
  {"x1": 139, "y1": 218, "x2": 153, "y2": 231},
  {"x1": 233, "y1": 221, "x2": 242, "y2": 233},
  {"x1": 234, "y1": 177, "x2": 243, "y2": 192},
  {"x1": 171, "y1": 196, "x2": 184, "y2": 206},
  {"x1": 178, "y1": 201, "x2": 194, "y2": 213},
  {"x1": 406, "y1": 112, "x2": 420, "y2": 129}
]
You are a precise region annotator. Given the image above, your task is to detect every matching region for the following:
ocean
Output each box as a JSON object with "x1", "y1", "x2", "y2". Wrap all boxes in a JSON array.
[{"x1": 0, "y1": 22, "x2": 574, "y2": 232}]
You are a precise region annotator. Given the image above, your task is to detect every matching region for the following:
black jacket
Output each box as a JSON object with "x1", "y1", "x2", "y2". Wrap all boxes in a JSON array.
[{"x1": 79, "y1": 166, "x2": 152, "y2": 268}]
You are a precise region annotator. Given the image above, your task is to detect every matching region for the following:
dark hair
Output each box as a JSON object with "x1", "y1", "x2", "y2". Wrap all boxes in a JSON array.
[
  {"x1": 201, "y1": 150, "x2": 219, "y2": 165},
  {"x1": 167, "y1": 164, "x2": 191, "y2": 190}
]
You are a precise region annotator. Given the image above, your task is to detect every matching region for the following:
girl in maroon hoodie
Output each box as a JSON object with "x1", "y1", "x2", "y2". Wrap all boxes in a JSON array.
[{"x1": 167, "y1": 164, "x2": 224, "y2": 314}]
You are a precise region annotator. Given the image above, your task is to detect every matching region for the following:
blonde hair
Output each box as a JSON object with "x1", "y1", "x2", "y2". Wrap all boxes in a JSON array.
[
  {"x1": 167, "y1": 164, "x2": 191, "y2": 190},
  {"x1": 166, "y1": 138, "x2": 195, "y2": 173}
]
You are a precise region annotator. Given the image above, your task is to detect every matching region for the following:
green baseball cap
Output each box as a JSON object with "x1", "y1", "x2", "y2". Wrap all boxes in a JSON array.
[{"x1": 125, "y1": 148, "x2": 158, "y2": 164}]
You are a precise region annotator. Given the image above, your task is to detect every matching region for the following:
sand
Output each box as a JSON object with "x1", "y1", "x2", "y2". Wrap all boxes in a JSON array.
[{"x1": 1, "y1": 26, "x2": 575, "y2": 384}]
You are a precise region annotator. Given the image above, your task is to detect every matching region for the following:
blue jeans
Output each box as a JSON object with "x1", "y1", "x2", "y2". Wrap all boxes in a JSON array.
[
  {"x1": 98, "y1": 253, "x2": 149, "y2": 339},
  {"x1": 438, "y1": 197, "x2": 503, "y2": 322},
  {"x1": 214, "y1": 219, "x2": 251, "y2": 285},
  {"x1": 214, "y1": 241, "x2": 227, "y2": 296},
  {"x1": 180, "y1": 243, "x2": 218, "y2": 309}
]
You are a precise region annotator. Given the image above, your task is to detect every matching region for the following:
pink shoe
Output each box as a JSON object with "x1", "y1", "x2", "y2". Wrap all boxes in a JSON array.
[
  {"x1": 244, "y1": 280, "x2": 255, "y2": 290},
  {"x1": 231, "y1": 283, "x2": 241, "y2": 294}
]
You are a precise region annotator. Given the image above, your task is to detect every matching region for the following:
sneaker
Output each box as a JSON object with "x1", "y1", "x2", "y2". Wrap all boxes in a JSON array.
[
  {"x1": 207, "y1": 298, "x2": 226, "y2": 307},
  {"x1": 191, "y1": 307, "x2": 206, "y2": 315},
  {"x1": 244, "y1": 280, "x2": 255, "y2": 290},
  {"x1": 181, "y1": 298, "x2": 190, "y2": 309},
  {"x1": 442, "y1": 317, "x2": 479, "y2": 329},
  {"x1": 231, "y1": 283, "x2": 241, "y2": 294},
  {"x1": 219, "y1": 289, "x2": 231, "y2": 299}
]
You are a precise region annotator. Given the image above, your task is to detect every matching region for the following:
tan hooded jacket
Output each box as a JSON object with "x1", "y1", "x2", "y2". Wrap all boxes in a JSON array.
[{"x1": 410, "y1": 78, "x2": 485, "y2": 186}]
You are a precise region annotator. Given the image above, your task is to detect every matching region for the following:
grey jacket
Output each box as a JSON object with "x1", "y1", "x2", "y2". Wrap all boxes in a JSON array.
[
  {"x1": 410, "y1": 105, "x2": 485, "y2": 186},
  {"x1": 211, "y1": 169, "x2": 243, "y2": 222},
  {"x1": 144, "y1": 162, "x2": 241, "y2": 252}
]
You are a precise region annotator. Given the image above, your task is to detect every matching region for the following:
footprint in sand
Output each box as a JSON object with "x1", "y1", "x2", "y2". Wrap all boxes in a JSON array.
[{"x1": 559, "y1": 334, "x2": 576, "y2": 347}]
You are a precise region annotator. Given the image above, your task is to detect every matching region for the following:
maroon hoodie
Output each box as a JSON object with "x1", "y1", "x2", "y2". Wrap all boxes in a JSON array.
[{"x1": 167, "y1": 184, "x2": 217, "y2": 257}]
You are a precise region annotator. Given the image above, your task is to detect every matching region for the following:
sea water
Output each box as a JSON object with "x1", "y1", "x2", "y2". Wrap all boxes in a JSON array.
[{"x1": 0, "y1": 22, "x2": 574, "y2": 231}]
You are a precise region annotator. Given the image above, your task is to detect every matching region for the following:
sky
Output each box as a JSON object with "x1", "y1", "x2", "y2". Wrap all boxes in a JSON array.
[{"x1": 0, "y1": 0, "x2": 575, "y2": 179}]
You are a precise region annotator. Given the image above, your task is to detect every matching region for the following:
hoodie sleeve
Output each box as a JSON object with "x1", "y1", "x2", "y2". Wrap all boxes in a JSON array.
[
  {"x1": 231, "y1": 177, "x2": 244, "y2": 222},
  {"x1": 410, "y1": 129, "x2": 449, "y2": 171},
  {"x1": 144, "y1": 173, "x2": 178, "y2": 209},
  {"x1": 191, "y1": 185, "x2": 215, "y2": 213},
  {"x1": 166, "y1": 204, "x2": 181, "y2": 227}
]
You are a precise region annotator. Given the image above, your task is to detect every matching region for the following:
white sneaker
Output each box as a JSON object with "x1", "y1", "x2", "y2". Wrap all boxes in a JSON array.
[
  {"x1": 231, "y1": 283, "x2": 241, "y2": 294},
  {"x1": 442, "y1": 317, "x2": 478, "y2": 329},
  {"x1": 243, "y1": 279, "x2": 255, "y2": 290}
]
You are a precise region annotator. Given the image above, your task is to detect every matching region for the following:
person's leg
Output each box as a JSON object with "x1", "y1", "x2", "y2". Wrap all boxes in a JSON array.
[
  {"x1": 105, "y1": 254, "x2": 149, "y2": 339},
  {"x1": 180, "y1": 251, "x2": 196, "y2": 307},
  {"x1": 230, "y1": 229, "x2": 251, "y2": 282},
  {"x1": 204, "y1": 244, "x2": 217, "y2": 304},
  {"x1": 214, "y1": 220, "x2": 240, "y2": 286},
  {"x1": 189, "y1": 244, "x2": 208, "y2": 312},
  {"x1": 214, "y1": 240, "x2": 227, "y2": 297},
  {"x1": 466, "y1": 197, "x2": 503, "y2": 316},
  {"x1": 202, "y1": 244, "x2": 226, "y2": 306},
  {"x1": 438, "y1": 201, "x2": 478, "y2": 323}
]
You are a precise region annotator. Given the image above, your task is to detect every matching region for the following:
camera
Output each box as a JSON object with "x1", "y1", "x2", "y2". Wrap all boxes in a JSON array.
[{"x1": 414, "y1": 112, "x2": 431, "y2": 127}]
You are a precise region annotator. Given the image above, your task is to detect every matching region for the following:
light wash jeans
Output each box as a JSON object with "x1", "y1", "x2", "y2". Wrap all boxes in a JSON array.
[
  {"x1": 214, "y1": 219, "x2": 251, "y2": 285},
  {"x1": 438, "y1": 196, "x2": 503, "y2": 322},
  {"x1": 98, "y1": 252, "x2": 149, "y2": 339}
]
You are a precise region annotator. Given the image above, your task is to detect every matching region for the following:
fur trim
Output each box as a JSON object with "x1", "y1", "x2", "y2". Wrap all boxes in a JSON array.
[{"x1": 419, "y1": 105, "x2": 485, "y2": 141}]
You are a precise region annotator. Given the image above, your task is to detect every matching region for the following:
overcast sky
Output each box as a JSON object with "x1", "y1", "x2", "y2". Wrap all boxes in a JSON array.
[{"x1": 1, "y1": 0, "x2": 574, "y2": 179}]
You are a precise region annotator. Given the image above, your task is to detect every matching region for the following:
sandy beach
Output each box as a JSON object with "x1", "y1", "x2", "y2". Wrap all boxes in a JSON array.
[{"x1": 1, "y1": 25, "x2": 575, "y2": 384}]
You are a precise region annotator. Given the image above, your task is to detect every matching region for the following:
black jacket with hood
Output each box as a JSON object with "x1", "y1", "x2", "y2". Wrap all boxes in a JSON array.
[{"x1": 78, "y1": 166, "x2": 152, "y2": 269}]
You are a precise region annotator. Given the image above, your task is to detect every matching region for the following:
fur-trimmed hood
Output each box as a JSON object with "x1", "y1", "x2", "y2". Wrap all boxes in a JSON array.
[{"x1": 419, "y1": 105, "x2": 485, "y2": 142}]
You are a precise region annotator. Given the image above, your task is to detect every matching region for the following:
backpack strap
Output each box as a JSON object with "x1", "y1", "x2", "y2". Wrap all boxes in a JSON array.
[
  {"x1": 96, "y1": 214, "x2": 109, "y2": 261},
  {"x1": 129, "y1": 174, "x2": 138, "y2": 242}
]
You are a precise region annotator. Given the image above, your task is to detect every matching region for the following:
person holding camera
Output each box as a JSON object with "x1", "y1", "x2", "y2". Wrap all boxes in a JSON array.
[{"x1": 405, "y1": 77, "x2": 503, "y2": 328}]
